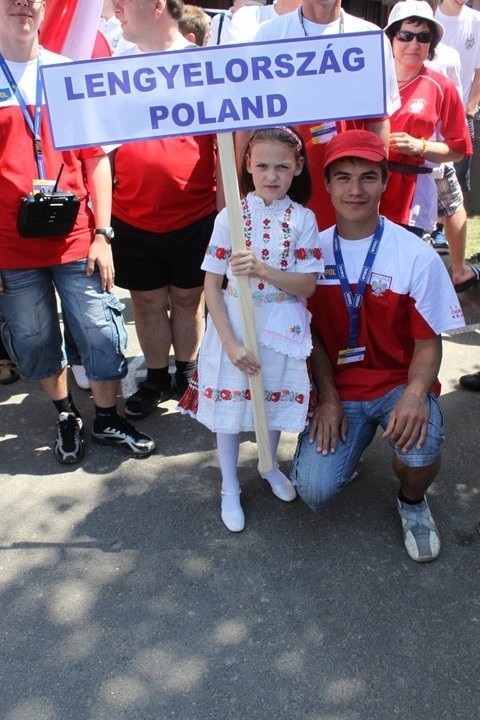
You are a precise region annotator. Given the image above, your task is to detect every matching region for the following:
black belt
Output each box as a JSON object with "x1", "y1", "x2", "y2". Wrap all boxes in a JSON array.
[{"x1": 388, "y1": 162, "x2": 433, "y2": 175}]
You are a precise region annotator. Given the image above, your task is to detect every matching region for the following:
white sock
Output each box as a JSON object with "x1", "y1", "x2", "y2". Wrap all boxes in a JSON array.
[{"x1": 217, "y1": 432, "x2": 241, "y2": 512}]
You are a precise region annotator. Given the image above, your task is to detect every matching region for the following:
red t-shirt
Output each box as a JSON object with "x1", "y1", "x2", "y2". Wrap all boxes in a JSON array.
[
  {"x1": 0, "y1": 52, "x2": 105, "y2": 269},
  {"x1": 112, "y1": 134, "x2": 217, "y2": 233},
  {"x1": 379, "y1": 67, "x2": 472, "y2": 225},
  {"x1": 309, "y1": 219, "x2": 464, "y2": 401}
]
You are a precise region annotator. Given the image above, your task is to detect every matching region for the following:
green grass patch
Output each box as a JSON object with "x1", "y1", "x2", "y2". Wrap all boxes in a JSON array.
[{"x1": 466, "y1": 214, "x2": 480, "y2": 258}]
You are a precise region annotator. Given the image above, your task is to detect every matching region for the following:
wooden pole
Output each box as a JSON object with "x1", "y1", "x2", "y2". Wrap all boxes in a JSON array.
[{"x1": 216, "y1": 131, "x2": 273, "y2": 473}]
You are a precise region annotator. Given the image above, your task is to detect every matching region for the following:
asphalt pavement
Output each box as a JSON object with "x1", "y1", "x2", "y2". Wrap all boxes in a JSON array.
[{"x1": 0, "y1": 278, "x2": 479, "y2": 720}]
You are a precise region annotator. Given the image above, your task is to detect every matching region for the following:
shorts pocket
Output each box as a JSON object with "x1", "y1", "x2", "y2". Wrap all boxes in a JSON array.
[
  {"x1": 0, "y1": 320, "x2": 19, "y2": 366},
  {"x1": 106, "y1": 296, "x2": 127, "y2": 356}
]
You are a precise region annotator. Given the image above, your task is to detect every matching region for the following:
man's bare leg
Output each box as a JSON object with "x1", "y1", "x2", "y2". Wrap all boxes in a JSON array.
[{"x1": 444, "y1": 207, "x2": 478, "y2": 288}]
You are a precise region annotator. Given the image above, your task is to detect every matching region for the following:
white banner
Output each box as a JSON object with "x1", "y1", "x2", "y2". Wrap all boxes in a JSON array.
[{"x1": 42, "y1": 33, "x2": 387, "y2": 149}]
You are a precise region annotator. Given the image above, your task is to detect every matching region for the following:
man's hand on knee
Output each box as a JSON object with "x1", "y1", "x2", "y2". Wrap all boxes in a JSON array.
[
  {"x1": 309, "y1": 400, "x2": 348, "y2": 455},
  {"x1": 383, "y1": 389, "x2": 429, "y2": 452}
]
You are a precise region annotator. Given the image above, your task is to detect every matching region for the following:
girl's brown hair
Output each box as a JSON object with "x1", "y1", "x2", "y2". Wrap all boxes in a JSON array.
[{"x1": 238, "y1": 126, "x2": 312, "y2": 204}]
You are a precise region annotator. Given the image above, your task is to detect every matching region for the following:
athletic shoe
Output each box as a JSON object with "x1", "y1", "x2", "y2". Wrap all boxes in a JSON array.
[
  {"x1": 430, "y1": 229, "x2": 449, "y2": 255},
  {"x1": 397, "y1": 497, "x2": 441, "y2": 563},
  {"x1": 71, "y1": 364, "x2": 90, "y2": 390},
  {"x1": 54, "y1": 411, "x2": 84, "y2": 464},
  {"x1": 92, "y1": 415, "x2": 155, "y2": 457}
]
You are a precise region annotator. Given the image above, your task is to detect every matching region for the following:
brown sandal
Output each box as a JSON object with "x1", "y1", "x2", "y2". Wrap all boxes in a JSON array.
[{"x1": 0, "y1": 359, "x2": 20, "y2": 385}]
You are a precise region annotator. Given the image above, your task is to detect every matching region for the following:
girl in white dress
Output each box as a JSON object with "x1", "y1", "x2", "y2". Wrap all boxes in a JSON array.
[{"x1": 179, "y1": 126, "x2": 324, "y2": 532}]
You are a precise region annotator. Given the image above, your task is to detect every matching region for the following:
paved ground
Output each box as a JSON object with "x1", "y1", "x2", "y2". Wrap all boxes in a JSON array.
[{"x1": 0, "y1": 280, "x2": 479, "y2": 720}]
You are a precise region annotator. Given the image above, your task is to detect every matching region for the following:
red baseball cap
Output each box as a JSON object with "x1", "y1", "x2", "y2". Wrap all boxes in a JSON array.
[{"x1": 324, "y1": 130, "x2": 387, "y2": 170}]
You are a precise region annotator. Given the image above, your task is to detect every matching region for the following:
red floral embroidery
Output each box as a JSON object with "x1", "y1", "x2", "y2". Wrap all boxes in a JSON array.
[
  {"x1": 296, "y1": 248, "x2": 307, "y2": 260},
  {"x1": 220, "y1": 389, "x2": 232, "y2": 400},
  {"x1": 270, "y1": 392, "x2": 281, "y2": 402},
  {"x1": 216, "y1": 247, "x2": 227, "y2": 260},
  {"x1": 295, "y1": 394, "x2": 304, "y2": 404},
  {"x1": 245, "y1": 389, "x2": 251, "y2": 400},
  {"x1": 313, "y1": 248, "x2": 322, "y2": 259},
  {"x1": 205, "y1": 387, "x2": 213, "y2": 398}
]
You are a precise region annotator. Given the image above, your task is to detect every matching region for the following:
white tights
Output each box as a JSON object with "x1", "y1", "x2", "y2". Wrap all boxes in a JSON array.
[{"x1": 216, "y1": 430, "x2": 289, "y2": 510}]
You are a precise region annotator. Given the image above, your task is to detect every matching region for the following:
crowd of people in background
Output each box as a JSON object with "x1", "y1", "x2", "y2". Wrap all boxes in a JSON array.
[{"x1": 0, "y1": 0, "x2": 479, "y2": 558}]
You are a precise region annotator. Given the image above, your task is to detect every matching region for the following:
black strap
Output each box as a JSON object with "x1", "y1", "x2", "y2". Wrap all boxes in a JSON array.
[
  {"x1": 388, "y1": 161, "x2": 433, "y2": 175},
  {"x1": 217, "y1": 12, "x2": 225, "y2": 45}
]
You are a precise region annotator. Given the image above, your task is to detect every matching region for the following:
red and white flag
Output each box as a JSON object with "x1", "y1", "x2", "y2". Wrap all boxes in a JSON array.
[{"x1": 40, "y1": 0, "x2": 106, "y2": 59}]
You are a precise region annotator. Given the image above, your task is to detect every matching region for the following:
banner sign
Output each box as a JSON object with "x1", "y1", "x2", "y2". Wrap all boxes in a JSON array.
[{"x1": 41, "y1": 32, "x2": 387, "y2": 149}]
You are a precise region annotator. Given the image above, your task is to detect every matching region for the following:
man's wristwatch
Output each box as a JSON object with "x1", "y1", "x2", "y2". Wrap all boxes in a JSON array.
[{"x1": 94, "y1": 227, "x2": 115, "y2": 242}]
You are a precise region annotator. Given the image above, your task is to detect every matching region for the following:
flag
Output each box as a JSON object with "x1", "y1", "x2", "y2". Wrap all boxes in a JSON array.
[{"x1": 40, "y1": 0, "x2": 104, "y2": 60}]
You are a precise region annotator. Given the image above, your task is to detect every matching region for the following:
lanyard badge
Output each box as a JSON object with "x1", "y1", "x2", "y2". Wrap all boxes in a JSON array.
[
  {"x1": 333, "y1": 217, "x2": 384, "y2": 365},
  {"x1": 0, "y1": 49, "x2": 47, "y2": 181}
]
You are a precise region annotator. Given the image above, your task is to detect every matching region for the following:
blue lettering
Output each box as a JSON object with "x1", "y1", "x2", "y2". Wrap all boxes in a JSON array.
[
  {"x1": 198, "y1": 101, "x2": 216, "y2": 124},
  {"x1": 205, "y1": 61, "x2": 225, "y2": 85},
  {"x1": 297, "y1": 52, "x2": 317, "y2": 77},
  {"x1": 218, "y1": 98, "x2": 240, "y2": 122},
  {"x1": 64, "y1": 76, "x2": 84, "y2": 100},
  {"x1": 150, "y1": 105, "x2": 168, "y2": 129},
  {"x1": 85, "y1": 73, "x2": 107, "y2": 98},
  {"x1": 241, "y1": 95, "x2": 264, "y2": 120},
  {"x1": 133, "y1": 68, "x2": 156, "y2": 92},
  {"x1": 274, "y1": 54, "x2": 295, "y2": 78},
  {"x1": 319, "y1": 44, "x2": 341, "y2": 74},
  {"x1": 107, "y1": 70, "x2": 131, "y2": 95},
  {"x1": 251, "y1": 56, "x2": 273, "y2": 81},
  {"x1": 343, "y1": 48, "x2": 365, "y2": 71},
  {"x1": 266, "y1": 94, "x2": 287, "y2": 118},
  {"x1": 183, "y1": 62, "x2": 203, "y2": 87},
  {"x1": 225, "y1": 58, "x2": 248, "y2": 83},
  {"x1": 157, "y1": 64, "x2": 180, "y2": 90},
  {"x1": 172, "y1": 103, "x2": 195, "y2": 127}
]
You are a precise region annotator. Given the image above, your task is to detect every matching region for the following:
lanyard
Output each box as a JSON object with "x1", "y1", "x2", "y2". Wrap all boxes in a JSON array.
[
  {"x1": 333, "y1": 217, "x2": 384, "y2": 349},
  {"x1": 0, "y1": 49, "x2": 46, "y2": 179},
  {"x1": 298, "y1": 7, "x2": 345, "y2": 36}
]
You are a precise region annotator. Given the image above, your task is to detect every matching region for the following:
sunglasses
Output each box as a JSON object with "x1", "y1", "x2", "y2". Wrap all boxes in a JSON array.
[{"x1": 395, "y1": 30, "x2": 433, "y2": 44}]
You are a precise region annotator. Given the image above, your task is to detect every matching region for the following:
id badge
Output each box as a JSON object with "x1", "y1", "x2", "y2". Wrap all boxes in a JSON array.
[
  {"x1": 33, "y1": 179, "x2": 56, "y2": 195},
  {"x1": 337, "y1": 346, "x2": 366, "y2": 365},
  {"x1": 310, "y1": 122, "x2": 337, "y2": 145}
]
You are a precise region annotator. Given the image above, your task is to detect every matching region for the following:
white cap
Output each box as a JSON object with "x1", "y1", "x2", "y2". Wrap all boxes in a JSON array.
[{"x1": 384, "y1": 1, "x2": 444, "y2": 41}]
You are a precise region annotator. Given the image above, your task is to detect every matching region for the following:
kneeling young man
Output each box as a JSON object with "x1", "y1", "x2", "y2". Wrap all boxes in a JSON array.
[{"x1": 291, "y1": 130, "x2": 464, "y2": 562}]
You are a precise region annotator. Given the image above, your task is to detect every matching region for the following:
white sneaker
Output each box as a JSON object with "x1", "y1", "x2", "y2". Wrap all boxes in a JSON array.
[{"x1": 71, "y1": 364, "x2": 90, "y2": 390}]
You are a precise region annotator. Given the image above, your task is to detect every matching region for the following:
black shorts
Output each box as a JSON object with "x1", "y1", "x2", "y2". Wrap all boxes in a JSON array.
[{"x1": 111, "y1": 211, "x2": 217, "y2": 291}]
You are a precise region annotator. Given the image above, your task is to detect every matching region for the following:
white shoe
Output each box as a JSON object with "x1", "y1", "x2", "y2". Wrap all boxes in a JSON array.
[
  {"x1": 259, "y1": 465, "x2": 297, "y2": 502},
  {"x1": 221, "y1": 491, "x2": 245, "y2": 532},
  {"x1": 71, "y1": 364, "x2": 90, "y2": 390}
]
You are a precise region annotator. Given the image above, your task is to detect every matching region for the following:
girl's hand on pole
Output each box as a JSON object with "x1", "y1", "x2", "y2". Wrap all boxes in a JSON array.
[{"x1": 230, "y1": 249, "x2": 265, "y2": 280}]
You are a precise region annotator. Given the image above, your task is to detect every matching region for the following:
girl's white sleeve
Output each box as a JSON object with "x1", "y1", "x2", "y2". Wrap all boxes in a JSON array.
[
  {"x1": 201, "y1": 209, "x2": 232, "y2": 275},
  {"x1": 294, "y1": 208, "x2": 325, "y2": 274}
]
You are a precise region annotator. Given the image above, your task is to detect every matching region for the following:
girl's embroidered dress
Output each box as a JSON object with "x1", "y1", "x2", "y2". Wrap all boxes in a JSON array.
[{"x1": 179, "y1": 192, "x2": 324, "y2": 433}]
